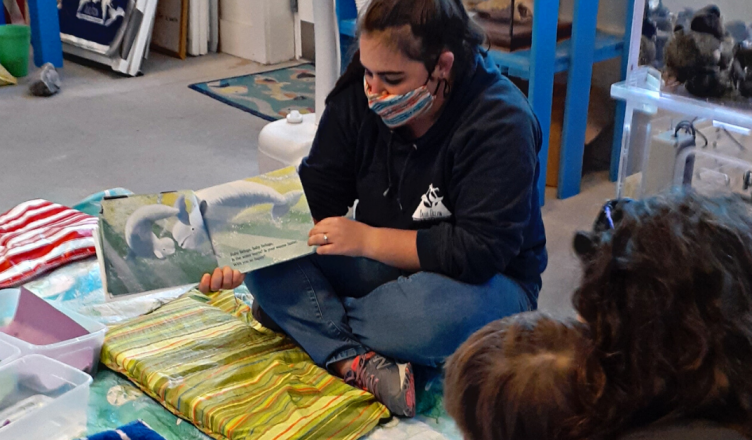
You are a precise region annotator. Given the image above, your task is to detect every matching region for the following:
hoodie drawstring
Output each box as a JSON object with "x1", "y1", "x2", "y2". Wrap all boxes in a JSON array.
[
  {"x1": 383, "y1": 132, "x2": 395, "y2": 198},
  {"x1": 382, "y1": 131, "x2": 416, "y2": 212},
  {"x1": 395, "y1": 145, "x2": 416, "y2": 211}
]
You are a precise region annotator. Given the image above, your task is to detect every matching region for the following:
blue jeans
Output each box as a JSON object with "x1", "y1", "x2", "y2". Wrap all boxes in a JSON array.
[{"x1": 245, "y1": 254, "x2": 538, "y2": 369}]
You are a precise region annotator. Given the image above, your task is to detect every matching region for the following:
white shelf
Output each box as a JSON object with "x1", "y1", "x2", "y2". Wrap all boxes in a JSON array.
[{"x1": 611, "y1": 74, "x2": 752, "y2": 131}]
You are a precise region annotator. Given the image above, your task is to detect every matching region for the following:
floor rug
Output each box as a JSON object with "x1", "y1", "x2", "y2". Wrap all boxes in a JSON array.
[{"x1": 189, "y1": 64, "x2": 315, "y2": 121}]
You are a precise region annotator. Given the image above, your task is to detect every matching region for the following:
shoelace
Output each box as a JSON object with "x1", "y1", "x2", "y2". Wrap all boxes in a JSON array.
[{"x1": 353, "y1": 355, "x2": 388, "y2": 399}]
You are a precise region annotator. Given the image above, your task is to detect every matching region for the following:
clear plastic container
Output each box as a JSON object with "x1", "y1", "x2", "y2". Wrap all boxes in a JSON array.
[
  {"x1": 0, "y1": 288, "x2": 107, "y2": 375},
  {"x1": 612, "y1": 96, "x2": 752, "y2": 199},
  {"x1": 0, "y1": 340, "x2": 20, "y2": 367},
  {"x1": 0, "y1": 355, "x2": 93, "y2": 440},
  {"x1": 612, "y1": 68, "x2": 752, "y2": 134}
]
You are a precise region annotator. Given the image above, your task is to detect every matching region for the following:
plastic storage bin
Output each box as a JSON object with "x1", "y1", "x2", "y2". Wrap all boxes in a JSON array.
[
  {"x1": 0, "y1": 355, "x2": 92, "y2": 440},
  {"x1": 0, "y1": 288, "x2": 106, "y2": 375},
  {"x1": 612, "y1": 67, "x2": 752, "y2": 199},
  {"x1": 0, "y1": 340, "x2": 20, "y2": 367},
  {"x1": 611, "y1": 0, "x2": 752, "y2": 198}
]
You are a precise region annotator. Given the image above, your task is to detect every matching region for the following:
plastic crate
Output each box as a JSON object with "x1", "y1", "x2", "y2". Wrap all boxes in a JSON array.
[
  {"x1": 0, "y1": 340, "x2": 20, "y2": 367},
  {"x1": 0, "y1": 288, "x2": 106, "y2": 375},
  {"x1": 613, "y1": 67, "x2": 752, "y2": 199},
  {"x1": 0, "y1": 355, "x2": 92, "y2": 440}
]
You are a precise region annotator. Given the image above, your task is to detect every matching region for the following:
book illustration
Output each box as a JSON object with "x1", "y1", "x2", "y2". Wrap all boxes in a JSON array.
[
  {"x1": 99, "y1": 191, "x2": 217, "y2": 298},
  {"x1": 125, "y1": 199, "x2": 180, "y2": 259},
  {"x1": 96, "y1": 166, "x2": 315, "y2": 298},
  {"x1": 173, "y1": 181, "x2": 302, "y2": 251},
  {"x1": 198, "y1": 167, "x2": 314, "y2": 273}
]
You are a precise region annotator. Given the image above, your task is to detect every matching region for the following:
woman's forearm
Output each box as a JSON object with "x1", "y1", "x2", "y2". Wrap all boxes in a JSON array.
[{"x1": 363, "y1": 227, "x2": 421, "y2": 271}]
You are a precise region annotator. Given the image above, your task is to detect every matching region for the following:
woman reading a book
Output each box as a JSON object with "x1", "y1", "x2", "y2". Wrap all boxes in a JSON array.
[{"x1": 200, "y1": 0, "x2": 546, "y2": 416}]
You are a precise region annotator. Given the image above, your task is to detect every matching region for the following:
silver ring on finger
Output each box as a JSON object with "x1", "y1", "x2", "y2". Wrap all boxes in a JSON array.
[{"x1": 323, "y1": 234, "x2": 329, "y2": 244}]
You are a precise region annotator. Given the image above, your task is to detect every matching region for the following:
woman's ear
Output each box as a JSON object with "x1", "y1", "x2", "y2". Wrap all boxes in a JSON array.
[{"x1": 436, "y1": 51, "x2": 455, "y2": 78}]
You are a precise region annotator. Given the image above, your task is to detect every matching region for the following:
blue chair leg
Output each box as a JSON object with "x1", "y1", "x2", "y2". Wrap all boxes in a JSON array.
[
  {"x1": 557, "y1": 0, "x2": 599, "y2": 199},
  {"x1": 27, "y1": 0, "x2": 63, "y2": 68},
  {"x1": 528, "y1": 0, "x2": 561, "y2": 206}
]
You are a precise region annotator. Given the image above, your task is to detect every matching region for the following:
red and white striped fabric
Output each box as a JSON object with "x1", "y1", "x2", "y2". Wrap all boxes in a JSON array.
[{"x1": 0, "y1": 199, "x2": 97, "y2": 288}]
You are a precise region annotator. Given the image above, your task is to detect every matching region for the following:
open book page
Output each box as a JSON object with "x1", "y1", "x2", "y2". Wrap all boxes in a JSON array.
[
  {"x1": 98, "y1": 191, "x2": 216, "y2": 298},
  {"x1": 198, "y1": 166, "x2": 315, "y2": 273}
]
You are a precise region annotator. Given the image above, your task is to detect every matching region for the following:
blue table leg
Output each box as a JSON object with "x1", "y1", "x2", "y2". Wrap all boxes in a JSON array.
[
  {"x1": 610, "y1": 0, "x2": 637, "y2": 181},
  {"x1": 529, "y1": 0, "x2": 561, "y2": 206},
  {"x1": 26, "y1": 0, "x2": 63, "y2": 68},
  {"x1": 557, "y1": 0, "x2": 599, "y2": 199}
]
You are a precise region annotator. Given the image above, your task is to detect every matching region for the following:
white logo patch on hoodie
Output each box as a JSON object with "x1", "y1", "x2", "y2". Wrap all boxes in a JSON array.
[{"x1": 413, "y1": 184, "x2": 452, "y2": 221}]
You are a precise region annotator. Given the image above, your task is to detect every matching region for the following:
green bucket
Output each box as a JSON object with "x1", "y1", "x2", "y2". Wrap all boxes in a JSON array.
[{"x1": 0, "y1": 25, "x2": 31, "y2": 78}]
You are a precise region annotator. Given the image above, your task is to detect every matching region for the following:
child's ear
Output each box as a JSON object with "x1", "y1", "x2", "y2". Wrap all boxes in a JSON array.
[{"x1": 573, "y1": 231, "x2": 598, "y2": 259}]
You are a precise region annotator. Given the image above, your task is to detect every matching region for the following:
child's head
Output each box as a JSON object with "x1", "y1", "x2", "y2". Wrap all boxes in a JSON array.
[
  {"x1": 573, "y1": 190, "x2": 752, "y2": 437},
  {"x1": 444, "y1": 312, "x2": 587, "y2": 440}
]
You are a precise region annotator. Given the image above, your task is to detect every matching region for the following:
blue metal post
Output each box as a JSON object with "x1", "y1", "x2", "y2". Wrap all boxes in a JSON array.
[
  {"x1": 336, "y1": 0, "x2": 358, "y2": 72},
  {"x1": 529, "y1": 0, "x2": 561, "y2": 205},
  {"x1": 557, "y1": 0, "x2": 599, "y2": 199},
  {"x1": 27, "y1": 0, "x2": 63, "y2": 68},
  {"x1": 610, "y1": 0, "x2": 637, "y2": 181}
]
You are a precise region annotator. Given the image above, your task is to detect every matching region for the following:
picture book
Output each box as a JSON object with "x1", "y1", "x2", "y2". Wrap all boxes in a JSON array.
[{"x1": 94, "y1": 166, "x2": 315, "y2": 299}]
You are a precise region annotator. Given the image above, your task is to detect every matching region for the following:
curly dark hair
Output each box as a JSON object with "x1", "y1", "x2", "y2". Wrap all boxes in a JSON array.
[
  {"x1": 572, "y1": 190, "x2": 752, "y2": 438},
  {"x1": 445, "y1": 312, "x2": 588, "y2": 440}
]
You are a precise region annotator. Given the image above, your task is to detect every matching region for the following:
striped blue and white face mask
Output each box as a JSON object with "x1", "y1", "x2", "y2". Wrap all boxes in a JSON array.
[{"x1": 364, "y1": 77, "x2": 435, "y2": 129}]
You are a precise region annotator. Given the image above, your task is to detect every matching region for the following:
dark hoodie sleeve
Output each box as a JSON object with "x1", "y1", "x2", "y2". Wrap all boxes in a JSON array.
[
  {"x1": 298, "y1": 94, "x2": 359, "y2": 221},
  {"x1": 416, "y1": 103, "x2": 541, "y2": 284}
]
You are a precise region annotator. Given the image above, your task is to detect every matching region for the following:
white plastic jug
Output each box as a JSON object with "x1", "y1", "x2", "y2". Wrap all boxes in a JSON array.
[{"x1": 257, "y1": 111, "x2": 318, "y2": 174}]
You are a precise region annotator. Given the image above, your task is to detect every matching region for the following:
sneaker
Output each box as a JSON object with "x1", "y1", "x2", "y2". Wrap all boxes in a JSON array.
[{"x1": 343, "y1": 352, "x2": 416, "y2": 417}]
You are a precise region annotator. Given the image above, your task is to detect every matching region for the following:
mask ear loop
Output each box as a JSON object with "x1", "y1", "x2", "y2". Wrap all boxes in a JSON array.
[{"x1": 427, "y1": 53, "x2": 452, "y2": 98}]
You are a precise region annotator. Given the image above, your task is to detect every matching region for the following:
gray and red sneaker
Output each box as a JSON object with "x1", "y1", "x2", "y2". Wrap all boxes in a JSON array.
[{"x1": 344, "y1": 352, "x2": 416, "y2": 417}]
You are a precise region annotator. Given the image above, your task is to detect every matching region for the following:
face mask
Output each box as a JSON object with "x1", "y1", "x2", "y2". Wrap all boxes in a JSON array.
[{"x1": 364, "y1": 77, "x2": 435, "y2": 129}]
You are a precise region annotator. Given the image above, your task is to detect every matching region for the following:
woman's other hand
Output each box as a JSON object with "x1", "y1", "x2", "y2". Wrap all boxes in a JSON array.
[
  {"x1": 199, "y1": 267, "x2": 244, "y2": 294},
  {"x1": 308, "y1": 217, "x2": 372, "y2": 257}
]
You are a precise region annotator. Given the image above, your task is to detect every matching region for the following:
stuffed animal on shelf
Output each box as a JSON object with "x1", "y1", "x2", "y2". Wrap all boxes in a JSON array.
[
  {"x1": 732, "y1": 42, "x2": 752, "y2": 97},
  {"x1": 640, "y1": 18, "x2": 658, "y2": 67},
  {"x1": 664, "y1": 5, "x2": 736, "y2": 98},
  {"x1": 647, "y1": 0, "x2": 673, "y2": 68}
]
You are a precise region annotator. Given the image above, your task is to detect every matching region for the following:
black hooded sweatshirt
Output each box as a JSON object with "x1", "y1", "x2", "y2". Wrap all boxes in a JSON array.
[{"x1": 298, "y1": 50, "x2": 547, "y2": 290}]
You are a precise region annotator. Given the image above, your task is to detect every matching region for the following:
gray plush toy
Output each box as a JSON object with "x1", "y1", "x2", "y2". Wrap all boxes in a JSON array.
[{"x1": 664, "y1": 5, "x2": 736, "y2": 98}]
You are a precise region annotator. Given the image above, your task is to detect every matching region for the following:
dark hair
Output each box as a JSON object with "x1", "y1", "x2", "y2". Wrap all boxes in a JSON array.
[
  {"x1": 327, "y1": 0, "x2": 485, "y2": 103},
  {"x1": 572, "y1": 190, "x2": 752, "y2": 438},
  {"x1": 445, "y1": 312, "x2": 587, "y2": 440}
]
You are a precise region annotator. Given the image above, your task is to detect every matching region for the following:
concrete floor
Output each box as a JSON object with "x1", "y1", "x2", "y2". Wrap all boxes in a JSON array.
[{"x1": 0, "y1": 53, "x2": 616, "y2": 316}]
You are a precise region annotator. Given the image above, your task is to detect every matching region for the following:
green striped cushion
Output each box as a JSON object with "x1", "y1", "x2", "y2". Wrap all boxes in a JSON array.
[{"x1": 101, "y1": 290, "x2": 389, "y2": 440}]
